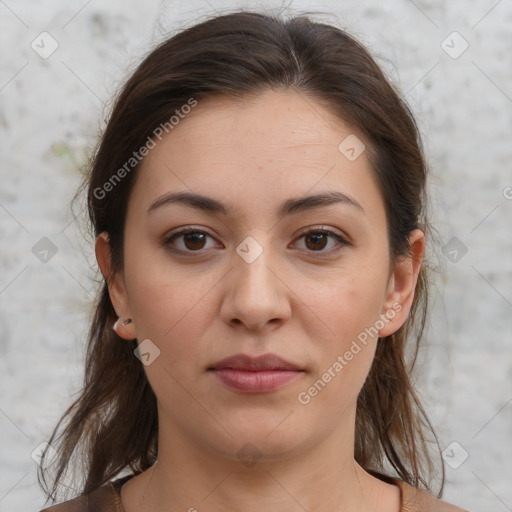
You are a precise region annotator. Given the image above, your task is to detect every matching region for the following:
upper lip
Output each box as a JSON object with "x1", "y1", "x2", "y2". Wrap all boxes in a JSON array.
[{"x1": 208, "y1": 353, "x2": 303, "y2": 371}]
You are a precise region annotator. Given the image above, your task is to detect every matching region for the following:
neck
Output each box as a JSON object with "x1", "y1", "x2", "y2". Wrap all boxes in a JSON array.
[{"x1": 128, "y1": 408, "x2": 390, "y2": 512}]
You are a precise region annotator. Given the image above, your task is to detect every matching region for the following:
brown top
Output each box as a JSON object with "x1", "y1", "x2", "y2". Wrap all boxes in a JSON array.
[{"x1": 39, "y1": 473, "x2": 469, "y2": 512}]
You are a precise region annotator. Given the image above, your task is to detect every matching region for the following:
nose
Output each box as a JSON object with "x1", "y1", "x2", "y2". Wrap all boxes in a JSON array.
[{"x1": 219, "y1": 238, "x2": 292, "y2": 332}]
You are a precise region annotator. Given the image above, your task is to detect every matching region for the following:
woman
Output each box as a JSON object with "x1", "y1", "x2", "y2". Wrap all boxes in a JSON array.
[{"x1": 38, "y1": 10, "x2": 469, "y2": 512}]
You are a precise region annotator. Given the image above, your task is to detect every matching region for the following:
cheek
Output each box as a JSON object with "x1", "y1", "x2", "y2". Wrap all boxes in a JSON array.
[
  {"x1": 297, "y1": 267, "x2": 387, "y2": 406},
  {"x1": 298, "y1": 284, "x2": 380, "y2": 416},
  {"x1": 124, "y1": 250, "x2": 222, "y2": 375},
  {"x1": 300, "y1": 265, "x2": 387, "y2": 345},
  {"x1": 125, "y1": 270, "x2": 217, "y2": 412},
  {"x1": 130, "y1": 281, "x2": 216, "y2": 355}
]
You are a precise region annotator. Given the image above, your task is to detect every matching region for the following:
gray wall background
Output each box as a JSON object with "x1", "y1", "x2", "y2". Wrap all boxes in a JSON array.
[{"x1": 1, "y1": 1, "x2": 511, "y2": 510}]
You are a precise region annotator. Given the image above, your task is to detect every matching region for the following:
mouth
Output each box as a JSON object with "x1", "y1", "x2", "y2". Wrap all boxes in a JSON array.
[{"x1": 207, "y1": 353, "x2": 304, "y2": 393}]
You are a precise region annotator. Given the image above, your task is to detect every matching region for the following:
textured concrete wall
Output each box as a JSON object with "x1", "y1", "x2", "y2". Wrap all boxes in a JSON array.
[{"x1": 1, "y1": 1, "x2": 510, "y2": 511}]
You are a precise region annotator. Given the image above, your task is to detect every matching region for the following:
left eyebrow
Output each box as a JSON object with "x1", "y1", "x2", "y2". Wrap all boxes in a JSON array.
[
  {"x1": 147, "y1": 190, "x2": 365, "y2": 218},
  {"x1": 279, "y1": 191, "x2": 365, "y2": 217}
]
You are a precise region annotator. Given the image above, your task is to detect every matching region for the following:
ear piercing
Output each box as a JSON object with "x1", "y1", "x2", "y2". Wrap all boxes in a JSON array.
[{"x1": 112, "y1": 318, "x2": 133, "y2": 331}]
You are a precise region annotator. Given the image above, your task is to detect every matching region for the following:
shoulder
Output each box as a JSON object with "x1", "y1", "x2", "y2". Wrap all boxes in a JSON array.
[
  {"x1": 38, "y1": 475, "x2": 133, "y2": 512},
  {"x1": 393, "y1": 479, "x2": 470, "y2": 512}
]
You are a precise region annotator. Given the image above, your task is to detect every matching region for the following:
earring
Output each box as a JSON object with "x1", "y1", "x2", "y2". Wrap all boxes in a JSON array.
[{"x1": 112, "y1": 318, "x2": 133, "y2": 331}]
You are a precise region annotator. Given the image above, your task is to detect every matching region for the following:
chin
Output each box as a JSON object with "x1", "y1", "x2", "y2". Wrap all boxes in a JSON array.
[{"x1": 219, "y1": 419, "x2": 307, "y2": 455}]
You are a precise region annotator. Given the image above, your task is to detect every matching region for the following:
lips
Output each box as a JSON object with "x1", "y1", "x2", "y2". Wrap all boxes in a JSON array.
[
  {"x1": 209, "y1": 353, "x2": 302, "y2": 371},
  {"x1": 208, "y1": 353, "x2": 304, "y2": 393}
]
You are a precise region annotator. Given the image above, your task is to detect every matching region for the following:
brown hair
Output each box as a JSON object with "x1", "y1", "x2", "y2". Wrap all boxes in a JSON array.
[{"x1": 38, "y1": 9, "x2": 444, "y2": 504}]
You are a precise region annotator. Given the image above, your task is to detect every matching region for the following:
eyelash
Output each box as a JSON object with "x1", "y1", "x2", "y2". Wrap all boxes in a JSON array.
[{"x1": 163, "y1": 226, "x2": 349, "y2": 257}]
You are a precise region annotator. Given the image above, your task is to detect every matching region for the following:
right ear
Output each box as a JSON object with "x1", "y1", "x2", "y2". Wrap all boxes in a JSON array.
[{"x1": 95, "y1": 232, "x2": 135, "y2": 340}]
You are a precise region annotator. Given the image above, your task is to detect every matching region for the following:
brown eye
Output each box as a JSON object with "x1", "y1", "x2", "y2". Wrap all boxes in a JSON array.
[
  {"x1": 304, "y1": 232, "x2": 329, "y2": 251},
  {"x1": 164, "y1": 229, "x2": 217, "y2": 253},
  {"x1": 182, "y1": 232, "x2": 207, "y2": 250},
  {"x1": 294, "y1": 228, "x2": 348, "y2": 254}
]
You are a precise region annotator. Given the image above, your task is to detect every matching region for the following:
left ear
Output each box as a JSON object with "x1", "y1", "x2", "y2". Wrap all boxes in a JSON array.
[
  {"x1": 95, "y1": 231, "x2": 136, "y2": 340},
  {"x1": 378, "y1": 228, "x2": 425, "y2": 337}
]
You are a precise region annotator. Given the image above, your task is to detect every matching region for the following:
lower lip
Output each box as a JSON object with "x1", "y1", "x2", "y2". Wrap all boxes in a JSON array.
[{"x1": 209, "y1": 369, "x2": 303, "y2": 393}]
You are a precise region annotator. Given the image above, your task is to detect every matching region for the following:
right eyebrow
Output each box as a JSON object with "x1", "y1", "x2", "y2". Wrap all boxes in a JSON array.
[{"x1": 147, "y1": 191, "x2": 232, "y2": 215}]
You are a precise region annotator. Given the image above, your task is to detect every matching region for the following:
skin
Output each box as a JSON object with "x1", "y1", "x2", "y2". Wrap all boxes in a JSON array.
[{"x1": 96, "y1": 89, "x2": 424, "y2": 512}]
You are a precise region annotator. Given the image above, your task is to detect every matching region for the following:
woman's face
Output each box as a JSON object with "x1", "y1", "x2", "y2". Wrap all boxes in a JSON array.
[{"x1": 98, "y1": 89, "x2": 423, "y2": 463}]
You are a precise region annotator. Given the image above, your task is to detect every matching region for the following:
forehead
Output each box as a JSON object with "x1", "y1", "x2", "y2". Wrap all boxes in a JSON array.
[
  {"x1": 153, "y1": 89, "x2": 354, "y2": 162},
  {"x1": 129, "y1": 89, "x2": 384, "y2": 222}
]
